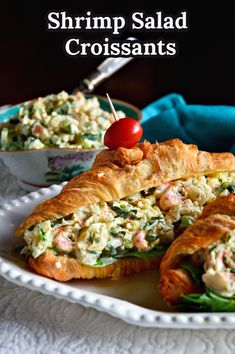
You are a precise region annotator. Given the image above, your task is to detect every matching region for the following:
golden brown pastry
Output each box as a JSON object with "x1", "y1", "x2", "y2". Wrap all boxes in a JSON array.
[
  {"x1": 16, "y1": 139, "x2": 235, "y2": 281},
  {"x1": 28, "y1": 250, "x2": 161, "y2": 281},
  {"x1": 160, "y1": 194, "x2": 235, "y2": 311}
]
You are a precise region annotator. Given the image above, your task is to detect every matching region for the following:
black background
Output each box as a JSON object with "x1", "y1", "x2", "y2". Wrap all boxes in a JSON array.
[{"x1": 1, "y1": 1, "x2": 235, "y2": 108}]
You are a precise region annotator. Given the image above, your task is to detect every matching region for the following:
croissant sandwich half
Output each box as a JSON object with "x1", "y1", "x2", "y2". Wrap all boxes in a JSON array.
[
  {"x1": 16, "y1": 139, "x2": 235, "y2": 281},
  {"x1": 160, "y1": 194, "x2": 235, "y2": 311}
]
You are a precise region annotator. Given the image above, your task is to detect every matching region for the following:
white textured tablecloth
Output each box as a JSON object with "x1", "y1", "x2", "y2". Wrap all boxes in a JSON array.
[{"x1": 1, "y1": 160, "x2": 235, "y2": 354}]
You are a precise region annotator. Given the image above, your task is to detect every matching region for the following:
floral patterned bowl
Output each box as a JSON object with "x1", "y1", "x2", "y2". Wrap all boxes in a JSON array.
[{"x1": 0, "y1": 95, "x2": 142, "y2": 191}]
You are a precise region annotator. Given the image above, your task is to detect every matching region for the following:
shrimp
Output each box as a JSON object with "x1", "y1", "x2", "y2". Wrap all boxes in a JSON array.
[
  {"x1": 133, "y1": 230, "x2": 149, "y2": 251},
  {"x1": 203, "y1": 245, "x2": 235, "y2": 294},
  {"x1": 54, "y1": 227, "x2": 74, "y2": 253},
  {"x1": 159, "y1": 186, "x2": 182, "y2": 211},
  {"x1": 32, "y1": 123, "x2": 44, "y2": 137},
  {"x1": 32, "y1": 123, "x2": 49, "y2": 141}
]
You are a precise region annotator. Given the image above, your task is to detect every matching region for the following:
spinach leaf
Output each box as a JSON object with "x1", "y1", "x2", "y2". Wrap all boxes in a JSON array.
[
  {"x1": 145, "y1": 218, "x2": 160, "y2": 231},
  {"x1": 87, "y1": 249, "x2": 98, "y2": 255},
  {"x1": 111, "y1": 206, "x2": 129, "y2": 218},
  {"x1": 228, "y1": 184, "x2": 235, "y2": 193},
  {"x1": 146, "y1": 233, "x2": 158, "y2": 242},
  {"x1": 50, "y1": 221, "x2": 58, "y2": 228},
  {"x1": 116, "y1": 245, "x2": 168, "y2": 259},
  {"x1": 111, "y1": 204, "x2": 138, "y2": 219},
  {"x1": 217, "y1": 182, "x2": 235, "y2": 194},
  {"x1": 81, "y1": 133, "x2": 101, "y2": 141},
  {"x1": 180, "y1": 260, "x2": 203, "y2": 285},
  {"x1": 92, "y1": 257, "x2": 116, "y2": 267},
  {"x1": 55, "y1": 102, "x2": 71, "y2": 114},
  {"x1": 208, "y1": 245, "x2": 217, "y2": 254},
  {"x1": 110, "y1": 229, "x2": 126, "y2": 238},
  {"x1": 181, "y1": 289, "x2": 235, "y2": 312},
  {"x1": 84, "y1": 245, "x2": 168, "y2": 268},
  {"x1": 107, "y1": 242, "x2": 118, "y2": 257}
]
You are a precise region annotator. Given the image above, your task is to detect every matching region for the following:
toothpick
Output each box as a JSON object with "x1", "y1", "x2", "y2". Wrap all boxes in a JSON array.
[{"x1": 106, "y1": 93, "x2": 118, "y2": 121}]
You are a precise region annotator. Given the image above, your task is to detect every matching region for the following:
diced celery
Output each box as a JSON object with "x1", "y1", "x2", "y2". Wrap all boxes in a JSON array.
[{"x1": 181, "y1": 215, "x2": 193, "y2": 228}]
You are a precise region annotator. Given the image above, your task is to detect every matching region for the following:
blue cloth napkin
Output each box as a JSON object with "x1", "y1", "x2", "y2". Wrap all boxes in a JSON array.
[{"x1": 141, "y1": 93, "x2": 235, "y2": 154}]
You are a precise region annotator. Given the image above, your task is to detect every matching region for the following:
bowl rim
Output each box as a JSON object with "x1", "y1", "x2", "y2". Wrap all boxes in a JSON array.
[{"x1": 0, "y1": 94, "x2": 142, "y2": 154}]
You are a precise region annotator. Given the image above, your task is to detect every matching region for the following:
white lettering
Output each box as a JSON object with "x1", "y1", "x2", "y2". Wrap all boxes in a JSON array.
[
  {"x1": 65, "y1": 39, "x2": 80, "y2": 55},
  {"x1": 175, "y1": 12, "x2": 187, "y2": 29},
  {"x1": 60, "y1": 11, "x2": 74, "y2": 29},
  {"x1": 164, "y1": 16, "x2": 174, "y2": 29},
  {"x1": 166, "y1": 42, "x2": 177, "y2": 55},
  {"x1": 93, "y1": 16, "x2": 112, "y2": 29},
  {"x1": 113, "y1": 17, "x2": 125, "y2": 35},
  {"x1": 47, "y1": 12, "x2": 60, "y2": 29},
  {"x1": 145, "y1": 16, "x2": 156, "y2": 29},
  {"x1": 132, "y1": 12, "x2": 144, "y2": 29}
]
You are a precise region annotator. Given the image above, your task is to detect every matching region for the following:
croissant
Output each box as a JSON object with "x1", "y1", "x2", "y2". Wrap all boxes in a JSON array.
[
  {"x1": 160, "y1": 194, "x2": 235, "y2": 311},
  {"x1": 16, "y1": 139, "x2": 235, "y2": 281}
]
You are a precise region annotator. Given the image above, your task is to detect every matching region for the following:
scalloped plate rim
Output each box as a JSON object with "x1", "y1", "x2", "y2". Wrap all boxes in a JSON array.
[{"x1": 1, "y1": 184, "x2": 235, "y2": 328}]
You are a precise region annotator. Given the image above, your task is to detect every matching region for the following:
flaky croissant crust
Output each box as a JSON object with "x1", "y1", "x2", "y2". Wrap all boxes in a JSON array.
[
  {"x1": 159, "y1": 194, "x2": 235, "y2": 304},
  {"x1": 16, "y1": 139, "x2": 235, "y2": 236},
  {"x1": 28, "y1": 250, "x2": 161, "y2": 281}
]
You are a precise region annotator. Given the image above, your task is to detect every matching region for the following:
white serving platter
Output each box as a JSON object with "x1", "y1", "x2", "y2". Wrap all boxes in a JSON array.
[{"x1": 1, "y1": 183, "x2": 235, "y2": 328}]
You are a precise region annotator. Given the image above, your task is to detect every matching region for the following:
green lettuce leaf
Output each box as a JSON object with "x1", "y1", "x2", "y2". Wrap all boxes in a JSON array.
[
  {"x1": 116, "y1": 245, "x2": 168, "y2": 259},
  {"x1": 92, "y1": 257, "x2": 116, "y2": 267},
  {"x1": 181, "y1": 289, "x2": 235, "y2": 312},
  {"x1": 88, "y1": 245, "x2": 168, "y2": 268},
  {"x1": 180, "y1": 260, "x2": 203, "y2": 285}
]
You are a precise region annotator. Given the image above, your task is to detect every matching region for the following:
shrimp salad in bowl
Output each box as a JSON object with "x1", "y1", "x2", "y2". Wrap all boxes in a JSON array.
[
  {"x1": 0, "y1": 91, "x2": 125, "y2": 150},
  {"x1": 0, "y1": 92, "x2": 141, "y2": 190}
]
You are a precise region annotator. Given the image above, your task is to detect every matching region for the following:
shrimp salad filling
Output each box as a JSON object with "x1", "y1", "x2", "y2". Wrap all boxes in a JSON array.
[
  {"x1": 202, "y1": 231, "x2": 235, "y2": 296},
  {"x1": 0, "y1": 91, "x2": 124, "y2": 150},
  {"x1": 181, "y1": 230, "x2": 235, "y2": 296},
  {"x1": 22, "y1": 172, "x2": 235, "y2": 267},
  {"x1": 180, "y1": 231, "x2": 235, "y2": 311}
]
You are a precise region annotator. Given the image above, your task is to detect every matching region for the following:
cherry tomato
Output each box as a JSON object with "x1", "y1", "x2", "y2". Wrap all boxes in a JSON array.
[{"x1": 104, "y1": 118, "x2": 143, "y2": 149}]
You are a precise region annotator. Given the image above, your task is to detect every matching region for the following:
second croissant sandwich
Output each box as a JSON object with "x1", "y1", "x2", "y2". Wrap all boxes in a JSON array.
[
  {"x1": 160, "y1": 194, "x2": 235, "y2": 311},
  {"x1": 16, "y1": 139, "x2": 235, "y2": 281}
]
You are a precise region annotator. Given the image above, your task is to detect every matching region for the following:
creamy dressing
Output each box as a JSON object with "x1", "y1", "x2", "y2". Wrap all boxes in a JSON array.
[
  {"x1": 202, "y1": 231, "x2": 235, "y2": 296},
  {"x1": 22, "y1": 172, "x2": 235, "y2": 266}
]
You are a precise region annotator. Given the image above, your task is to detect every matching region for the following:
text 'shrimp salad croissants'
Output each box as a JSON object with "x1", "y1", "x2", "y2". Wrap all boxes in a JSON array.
[
  {"x1": 16, "y1": 139, "x2": 235, "y2": 281},
  {"x1": 160, "y1": 194, "x2": 235, "y2": 311}
]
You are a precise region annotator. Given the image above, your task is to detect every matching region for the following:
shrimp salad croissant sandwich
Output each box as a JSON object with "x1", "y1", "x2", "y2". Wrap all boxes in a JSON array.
[
  {"x1": 160, "y1": 194, "x2": 235, "y2": 311},
  {"x1": 16, "y1": 139, "x2": 235, "y2": 281}
]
